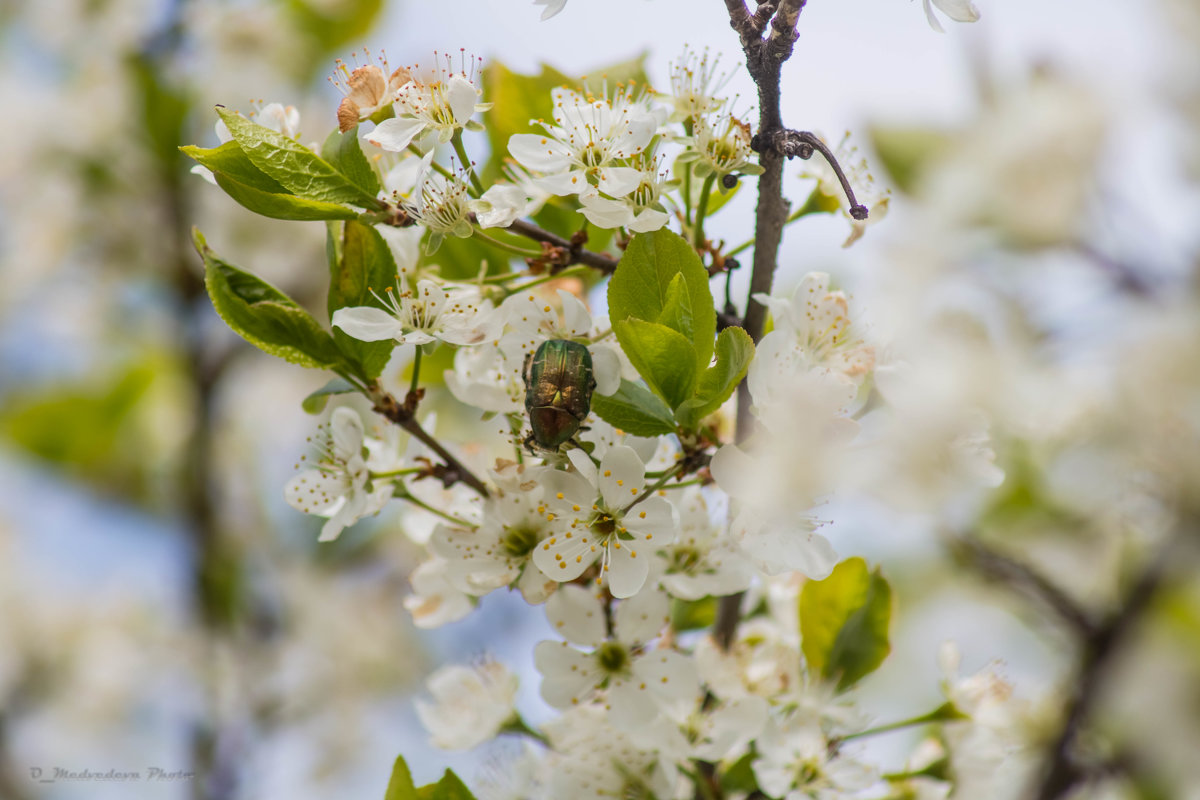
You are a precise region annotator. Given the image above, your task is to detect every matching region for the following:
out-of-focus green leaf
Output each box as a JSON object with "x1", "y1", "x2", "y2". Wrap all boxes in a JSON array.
[
  {"x1": 425, "y1": 769, "x2": 477, "y2": 800},
  {"x1": 384, "y1": 755, "x2": 418, "y2": 800},
  {"x1": 800, "y1": 557, "x2": 893, "y2": 692},
  {"x1": 868, "y1": 125, "x2": 952, "y2": 195},
  {"x1": 283, "y1": 0, "x2": 385, "y2": 63},
  {"x1": 195, "y1": 228, "x2": 342, "y2": 369},
  {"x1": 131, "y1": 53, "x2": 189, "y2": 175},
  {"x1": 0, "y1": 362, "x2": 158, "y2": 500},
  {"x1": 671, "y1": 597, "x2": 718, "y2": 632}
]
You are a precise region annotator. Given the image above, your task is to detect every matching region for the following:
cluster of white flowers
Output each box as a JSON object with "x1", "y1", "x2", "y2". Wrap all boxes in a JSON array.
[{"x1": 216, "y1": 21, "x2": 1028, "y2": 800}]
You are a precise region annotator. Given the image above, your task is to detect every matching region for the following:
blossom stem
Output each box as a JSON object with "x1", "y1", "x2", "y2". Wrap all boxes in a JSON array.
[
  {"x1": 370, "y1": 467, "x2": 426, "y2": 479},
  {"x1": 451, "y1": 131, "x2": 485, "y2": 197},
  {"x1": 409, "y1": 347, "x2": 423, "y2": 396},
  {"x1": 472, "y1": 230, "x2": 543, "y2": 258},
  {"x1": 407, "y1": 144, "x2": 456, "y2": 182},
  {"x1": 839, "y1": 702, "x2": 966, "y2": 742},
  {"x1": 682, "y1": 162, "x2": 694, "y2": 226},
  {"x1": 693, "y1": 173, "x2": 718, "y2": 250},
  {"x1": 393, "y1": 485, "x2": 477, "y2": 528},
  {"x1": 502, "y1": 266, "x2": 589, "y2": 296},
  {"x1": 498, "y1": 714, "x2": 549, "y2": 745},
  {"x1": 624, "y1": 463, "x2": 685, "y2": 512}
]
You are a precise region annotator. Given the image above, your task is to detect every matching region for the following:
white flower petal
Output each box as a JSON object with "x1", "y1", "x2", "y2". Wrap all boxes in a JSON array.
[
  {"x1": 598, "y1": 446, "x2": 645, "y2": 508},
  {"x1": 508, "y1": 133, "x2": 572, "y2": 172},
  {"x1": 332, "y1": 306, "x2": 405, "y2": 342},
  {"x1": 446, "y1": 75, "x2": 480, "y2": 125},
  {"x1": 614, "y1": 588, "x2": 669, "y2": 645},
  {"x1": 589, "y1": 344, "x2": 622, "y2": 396},
  {"x1": 545, "y1": 584, "x2": 607, "y2": 646},
  {"x1": 604, "y1": 539, "x2": 650, "y2": 599},
  {"x1": 366, "y1": 116, "x2": 427, "y2": 152},
  {"x1": 534, "y1": 640, "x2": 600, "y2": 707}
]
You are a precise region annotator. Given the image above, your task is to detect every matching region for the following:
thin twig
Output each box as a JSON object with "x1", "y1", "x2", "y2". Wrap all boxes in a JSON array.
[
  {"x1": 367, "y1": 383, "x2": 490, "y2": 497},
  {"x1": 949, "y1": 536, "x2": 1096, "y2": 637}
]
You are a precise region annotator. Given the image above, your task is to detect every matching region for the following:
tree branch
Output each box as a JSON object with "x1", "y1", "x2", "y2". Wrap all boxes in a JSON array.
[
  {"x1": 504, "y1": 218, "x2": 619, "y2": 274},
  {"x1": 948, "y1": 536, "x2": 1096, "y2": 638},
  {"x1": 1031, "y1": 529, "x2": 1188, "y2": 800},
  {"x1": 367, "y1": 383, "x2": 490, "y2": 497},
  {"x1": 713, "y1": 0, "x2": 809, "y2": 653}
]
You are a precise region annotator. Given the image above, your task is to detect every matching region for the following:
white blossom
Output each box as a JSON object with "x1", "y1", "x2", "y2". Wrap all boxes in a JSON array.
[
  {"x1": 403, "y1": 558, "x2": 473, "y2": 628},
  {"x1": 366, "y1": 52, "x2": 488, "y2": 152},
  {"x1": 532, "y1": 446, "x2": 677, "y2": 598},
  {"x1": 430, "y1": 463, "x2": 559, "y2": 603},
  {"x1": 578, "y1": 155, "x2": 671, "y2": 233},
  {"x1": 508, "y1": 84, "x2": 660, "y2": 199},
  {"x1": 753, "y1": 713, "x2": 878, "y2": 800},
  {"x1": 749, "y1": 272, "x2": 875, "y2": 415},
  {"x1": 415, "y1": 660, "x2": 519, "y2": 749},
  {"x1": 666, "y1": 45, "x2": 732, "y2": 123},
  {"x1": 655, "y1": 487, "x2": 754, "y2": 600},
  {"x1": 533, "y1": 586, "x2": 698, "y2": 729},
  {"x1": 332, "y1": 275, "x2": 499, "y2": 347},
  {"x1": 283, "y1": 407, "x2": 391, "y2": 542}
]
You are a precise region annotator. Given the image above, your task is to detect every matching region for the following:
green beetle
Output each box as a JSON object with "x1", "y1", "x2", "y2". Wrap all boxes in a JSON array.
[{"x1": 523, "y1": 339, "x2": 596, "y2": 451}]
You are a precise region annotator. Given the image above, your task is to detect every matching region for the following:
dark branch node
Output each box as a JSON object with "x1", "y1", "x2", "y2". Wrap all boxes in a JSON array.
[{"x1": 758, "y1": 128, "x2": 869, "y2": 221}]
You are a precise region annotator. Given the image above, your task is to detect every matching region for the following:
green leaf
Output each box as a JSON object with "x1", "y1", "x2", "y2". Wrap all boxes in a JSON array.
[
  {"x1": 590, "y1": 379, "x2": 677, "y2": 437},
  {"x1": 427, "y1": 769, "x2": 477, "y2": 800},
  {"x1": 182, "y1": 141, "x2": 289, "y2": 193},
  {"x1": 212, "y1": 171, "x2": 360, "y2": 221},
  {"x1": 800, "y1": 557, "x2": 893, "y2": 692},
  {"x1": 608, "y1": 229, "x2": 716, "y2": 377},
  {"x1": 332, "y1": 221, "x2": 399, "y2": 379},
  {"x1": 868, "y1": 125, "x2": 951, "y2": 195},
  {"x1": 322, "y1": 125, "x2": 382, "y2": 197},
  {"x1": 216, "y1": 107, "x2": 379, "y2": 208},
  {"x1": 613, "y1": 318, "x2": 697, "y2": 410},
  {"x1": 674, "y1": 326, "x2": 755, "y2": 429},
  {"x1": 384, "y1": 755, "x2": 418, "y2": 800},
  {"x1": 671, "y1": 597, "x2": 718, "y2": 632},
  {"x1": 195, "y1": 228, "x2": 342, "y2": 369},
  {"x1": 0, "y1": 359, "x2": 167, "y2": 504},
  {"x1": 657, "y1": 272, "x2": 694, "y2": 339},
  {"x1": 302, "y1": 377, "x2": 356, "y2": 414},
  {"x1": 719, "y1": 752, "x2": 759, "y2": 795}
]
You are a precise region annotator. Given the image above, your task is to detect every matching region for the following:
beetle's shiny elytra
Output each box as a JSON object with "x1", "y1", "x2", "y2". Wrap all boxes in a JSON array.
[{"x1": 523, "y1": 339, "x2": 596, "y2": 450}]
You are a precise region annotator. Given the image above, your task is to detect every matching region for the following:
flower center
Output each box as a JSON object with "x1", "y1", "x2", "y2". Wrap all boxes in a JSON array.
[
  {"x1": 595, "y1": 641, "x2": 630, "y2": 674},
  {"x1": 501, "y1": 525, "x2": 540, "y2": 558},
  {"x1": 670, "y1": 545, "x2": 702, "y2": 573}
]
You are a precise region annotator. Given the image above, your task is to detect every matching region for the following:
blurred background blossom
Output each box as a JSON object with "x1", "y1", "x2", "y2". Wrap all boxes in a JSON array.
[{"x1": 1, "y1": 0, "x2": 1199, "y2": 798}]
